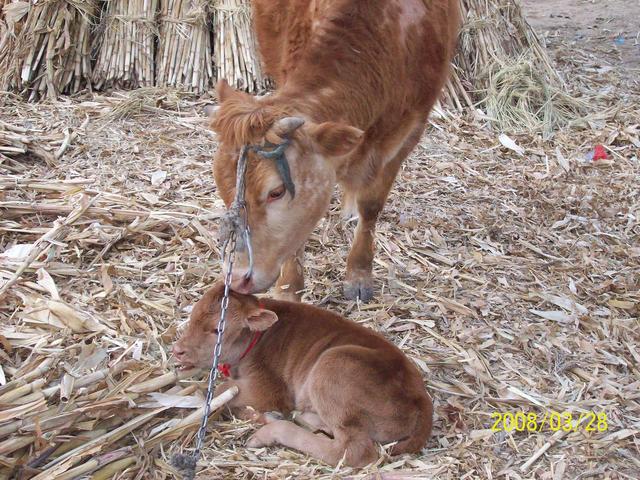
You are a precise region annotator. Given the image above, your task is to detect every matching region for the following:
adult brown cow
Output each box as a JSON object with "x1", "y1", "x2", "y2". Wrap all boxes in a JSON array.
[{"x1": 209, "y1": 0, "x2": 460, "y2": 301}]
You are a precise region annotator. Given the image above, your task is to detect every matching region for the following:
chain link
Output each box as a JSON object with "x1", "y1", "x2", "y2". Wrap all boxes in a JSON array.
[{"x1": 192, "y1": 232, "x2": 236, "y2": 458}]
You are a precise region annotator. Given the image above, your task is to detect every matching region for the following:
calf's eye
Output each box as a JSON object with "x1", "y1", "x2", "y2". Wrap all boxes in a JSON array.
[{"x1": 267, "y1": 185, "x2": 286, "y2": 202}]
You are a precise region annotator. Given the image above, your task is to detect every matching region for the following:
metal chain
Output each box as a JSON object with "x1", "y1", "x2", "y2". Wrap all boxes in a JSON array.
[
  {"x1": 173, "y1": 139, "x2": 292, "y2": 478},
  {"x1": 192, "y1": 232, "x2": 236, "y2": 458},
  {"x1": 172, "y1": 233, "x2": 236, "y2": 479}
]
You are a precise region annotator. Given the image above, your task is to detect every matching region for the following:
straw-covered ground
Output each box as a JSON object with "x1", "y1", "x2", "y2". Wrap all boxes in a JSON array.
[{"x1": 1, "y1": 3, "x2": 639, "y2": 479}]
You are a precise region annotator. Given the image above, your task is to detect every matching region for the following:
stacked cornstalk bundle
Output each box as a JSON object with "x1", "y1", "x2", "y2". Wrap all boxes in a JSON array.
[
  {"x1": 442, "y1": 0, "x2": 583, "y2": 134},
  {"x1": 212, "y1": 0, "x2": 270, "y2": 93},
  {"x1": 0, "y1": 2, "x2": 28, "y2": 59},
  {"x1": 156, "y1": 0, "x2": 213, "y2": 93},
  {"x1": 92, "y1": 0, "x2": 159, "y2": 90},
  {"x1": 0, "y1": 0, "x2": 98, "y2": 101}
]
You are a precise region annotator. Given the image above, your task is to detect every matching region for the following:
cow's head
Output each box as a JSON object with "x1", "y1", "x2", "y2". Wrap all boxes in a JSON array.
[
  {"x1": 172, "y1": 282, "x2": 278, "y2": 369},
  {"x1": 209, "y1": 80, "x2": 364, "y2": 293}
]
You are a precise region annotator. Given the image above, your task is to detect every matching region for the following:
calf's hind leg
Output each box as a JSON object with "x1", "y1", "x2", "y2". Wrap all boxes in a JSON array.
[{"x1": 247, "y1": 420, "x2": 377, "y2": 467}]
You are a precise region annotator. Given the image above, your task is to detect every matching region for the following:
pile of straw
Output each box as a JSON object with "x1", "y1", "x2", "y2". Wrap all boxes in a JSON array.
[
  {"x1": 212, "y1": 0, "x2": 269, "y2": 93},
  {"x1": 442, "y1": 0, "x2": 585, "y2": 134},
  {"x1": 156, "y1": 0, "x2": 213, "y2": 93},
  {"x1": 0, "y1": 0, "x2": 97, "y2": 101},
  {"x1": 92, "y1": 0, "x2": 158, "y2": 90},
  {"x1": 482, "y1": 55, "x2": 588, "y2": 137}
]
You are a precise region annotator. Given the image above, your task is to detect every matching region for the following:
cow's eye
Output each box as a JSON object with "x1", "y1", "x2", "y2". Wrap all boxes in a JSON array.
[{"x1": 267, "y1": 185, "x2": 286, "y2": 202}]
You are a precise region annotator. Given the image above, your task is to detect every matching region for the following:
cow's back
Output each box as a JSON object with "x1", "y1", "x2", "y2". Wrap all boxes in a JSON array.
[{"x1": 251, "y1": 0, "x2": 460, "y2": 116}]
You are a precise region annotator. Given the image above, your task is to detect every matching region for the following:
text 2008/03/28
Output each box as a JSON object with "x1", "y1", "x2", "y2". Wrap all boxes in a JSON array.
[{"x1": 491, "y1": 411, "x2": 608, "y2": 433}]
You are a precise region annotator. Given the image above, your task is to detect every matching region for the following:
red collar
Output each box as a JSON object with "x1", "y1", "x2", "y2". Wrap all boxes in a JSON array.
[
  {"x1": 218, "y1": 300, "x2": 266, "y2": 378},
  {"x1": 218, "y1": 330, "x2": 263, "y2": 378}
]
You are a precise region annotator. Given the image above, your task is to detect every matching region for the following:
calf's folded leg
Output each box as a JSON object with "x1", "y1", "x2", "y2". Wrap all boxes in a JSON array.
[{"x1": 247, "y1": 420, "x2": 377, "y2": 467}]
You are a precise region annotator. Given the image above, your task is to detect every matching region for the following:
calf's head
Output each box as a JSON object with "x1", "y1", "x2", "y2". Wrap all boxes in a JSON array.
[
  {"x1": 172, "y1": 282, "x2": 278, "y2": 369},
  {"x1": 210, "y1": 80, "x2": 364, "y2": 293}
]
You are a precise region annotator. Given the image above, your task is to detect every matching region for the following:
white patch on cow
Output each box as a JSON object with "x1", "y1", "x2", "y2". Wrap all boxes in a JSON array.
[
  {"x1": 319, "y1": 87, "x2": 334, "y2": 98},
  {"x1": 397, "y1": 0, "x2": 426, "y2": 32}
]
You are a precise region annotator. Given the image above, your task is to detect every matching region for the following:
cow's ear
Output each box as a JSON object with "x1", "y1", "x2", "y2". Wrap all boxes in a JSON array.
[
  {"x1": 245, "y1": 307, "x2": 278, "y2": 331},
  {"x1": 216, "y1": 79, "x2": 255, "y2": 104},
  {"x1": 216, "y1": 79, "x2": 235, "y2": 103},
  {"x1": 307, "y1": 122, "x2": 364, "y2": 157}
]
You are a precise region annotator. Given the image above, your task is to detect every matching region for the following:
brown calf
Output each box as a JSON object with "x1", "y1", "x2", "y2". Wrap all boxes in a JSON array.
[
  {"x1": 173, "y1": 283, "x2": 433, "y2": 467},
  {"x1": 209, "y1": 0, "x2": 460, "y2": 301}
]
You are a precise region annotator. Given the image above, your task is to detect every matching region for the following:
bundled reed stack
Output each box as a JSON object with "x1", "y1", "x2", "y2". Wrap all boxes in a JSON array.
[
  {"x1": 0, "y1": 2, "x2": 28, "y2": 58},
  {"x1": 0, "y1": 0, "x2": 98, "y2": 101},
  {"x1": 442, "y1": 0, "x2": 581, "y2": 134},
  {"x1": 156, "y1": 0, "x2": 213, "y2": 93},
  {"x1": 92, "y1": 0, "x2": 159, "y2": 90},
  {"x1": 212, "y1": 0, "x2": 270, "y2": 94}
]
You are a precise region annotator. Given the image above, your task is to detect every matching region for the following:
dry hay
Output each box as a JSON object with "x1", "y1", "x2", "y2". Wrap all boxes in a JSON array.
[
  {"x1": 0, "y1": 0, "x2": 97, "y2": 101},
  {"x1": 0, "y1": 33, "x2": 639, "y2": 480},
  {"x1": 212, "y1": 0, "x2": 270, "y2": 94},
  {"x1": 92, "y1": 0, "x2": 159, "y2": 90},
  {"x1": 481, "y1": 55, "x2": 591, "y2": 138},
  {"x1": 156, "y1": 0, "x2": 213, "y2": 93},
  {"x1": 444, "y1": 0, "x2": 587, "y2": 135}
]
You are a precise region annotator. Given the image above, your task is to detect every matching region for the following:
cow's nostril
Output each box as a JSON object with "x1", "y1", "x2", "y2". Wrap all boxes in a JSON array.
[{"x1": 231, "y1": 274, "x2": 253, "y2": 294}]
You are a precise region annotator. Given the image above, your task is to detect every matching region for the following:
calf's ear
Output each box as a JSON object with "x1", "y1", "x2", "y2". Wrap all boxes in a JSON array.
[
  {"x1": 245, "y1": 308, "x2": 279, "y2": 331},
  {"x1": 307, "y1": 122, "x2": 364, "y2": 157}
]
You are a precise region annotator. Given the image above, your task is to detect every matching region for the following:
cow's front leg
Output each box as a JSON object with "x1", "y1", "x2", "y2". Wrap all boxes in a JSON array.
[
  {"x1": 344, "y1": 123, "x2": 425, "y2": 302},
  {"x1": 274, "y1": 245, "x2": 305, "y2": 302},
  {"x1": 344, "y1": 199, "x2": 382, "y2": 302}
]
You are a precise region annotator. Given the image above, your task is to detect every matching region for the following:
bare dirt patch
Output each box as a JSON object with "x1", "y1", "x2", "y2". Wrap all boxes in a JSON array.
[{"x1": 523, "y1": 0, "x2": 640, "y2": 70}]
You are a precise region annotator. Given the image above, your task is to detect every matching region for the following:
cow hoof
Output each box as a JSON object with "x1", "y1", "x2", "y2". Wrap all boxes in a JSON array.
[{"x1": 343, "y1": 278, "x2": 375, "y2": 302}]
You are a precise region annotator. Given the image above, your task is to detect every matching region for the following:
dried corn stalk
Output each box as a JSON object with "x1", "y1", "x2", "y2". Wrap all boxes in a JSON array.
[
  {"x1": 0, "y1": 0, "x2": 97, "y2": 101},
  {"x1": 0, "y1": 120, "x2": 55, "y2": 165},
  {"x1": 0, "y1": 2, "x2": 29, "y2": 66},
  {"x1": 156, "y1": 0, "x2": 213, "y2": 93},
  {"x1": 92, "y1": 0, "x2": 159, "y2": 90},
  {"x1": 212, "y1": 0, "x2": 269, "y2": 93}
]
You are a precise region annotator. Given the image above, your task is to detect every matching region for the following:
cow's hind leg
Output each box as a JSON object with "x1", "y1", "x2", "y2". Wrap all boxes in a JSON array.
[
  {"x1": 247, "y1": 420, "x2": 377, "y2": 467},
  {"x1": 344, "y1": 124, "x2": 425, "y2": 301},
  {"x1": 274, "y1": 244, "x2": 305, "y2": 302}
]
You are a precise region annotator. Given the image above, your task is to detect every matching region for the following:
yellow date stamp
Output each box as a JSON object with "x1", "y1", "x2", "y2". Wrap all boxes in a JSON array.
[{"x1": 490, "y1": 411, "x2": 608, "y2": 433}]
